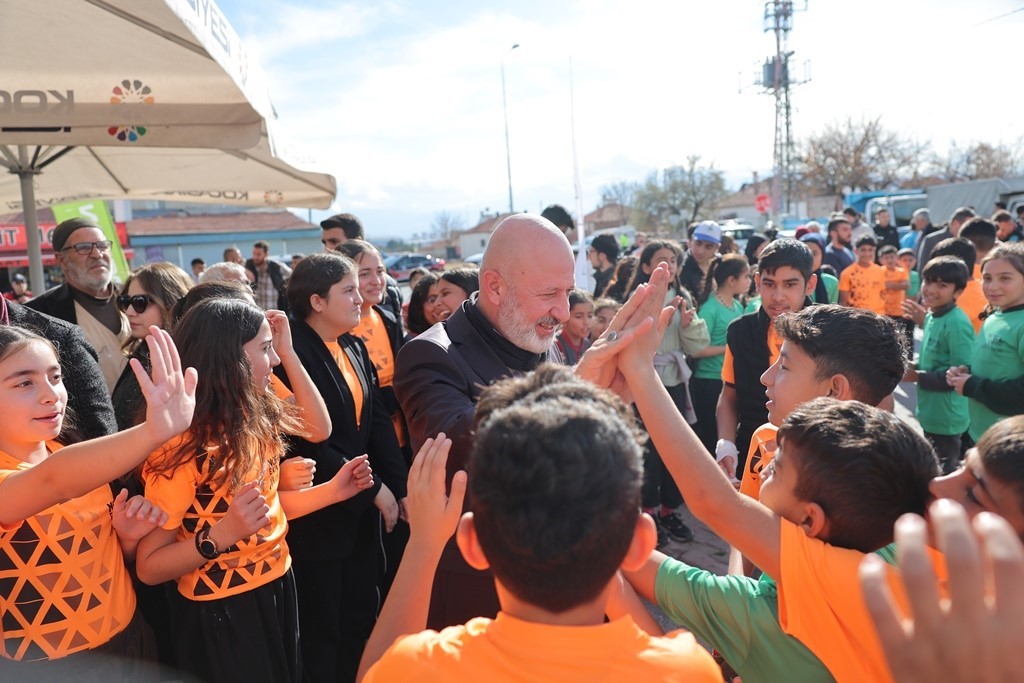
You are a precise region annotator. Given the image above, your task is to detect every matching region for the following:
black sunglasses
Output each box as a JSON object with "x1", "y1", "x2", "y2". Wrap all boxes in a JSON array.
[{"x1": 117, "y1": 294, "x2": 156, "y2": 314}]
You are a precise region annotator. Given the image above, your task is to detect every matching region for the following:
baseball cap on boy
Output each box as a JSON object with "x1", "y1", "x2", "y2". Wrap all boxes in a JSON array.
[{"x1": 692, "y1": 221, "x2": 722, "y2": 244}]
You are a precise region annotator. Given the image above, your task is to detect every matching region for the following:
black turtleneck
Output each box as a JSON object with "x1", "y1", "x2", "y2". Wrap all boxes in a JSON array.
[{"x1": 463, "y1": 295, "x2": 548, "y2": 373}]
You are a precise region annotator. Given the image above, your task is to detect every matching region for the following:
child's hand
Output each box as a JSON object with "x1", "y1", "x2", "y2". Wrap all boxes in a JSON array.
[
  {"x1": 375, "y1": 483, "x2": 399, "y2": 533},
  {"x1": 213, "y1": 482, "x2": 270, "y2": 547},
  {"x1": 135, "y1": 327, "x2": 198, "y2": 444},
  {"x1": 332, "y1": 455, "x2": 374, "y2": 502},
  {"x1": 901, "y1": 299, "x2": 926, "y2": 326},
  {"x1": 266, "y1": 310, "x2": 294, "y2": 358},
  {"x1": 576, "y1": 263, "x2": 671, "y2": 389},
  {"x1": 279, "y1": 457, "x2": 316, "y2": 491},
  {"x1": 405, "y1": 434, "x2": 466, "y2": 552},
  {"x1": 903, "y1": 362, "x2": 920, "y2": 383},
  {"x1": 860, "y1": 502, "x2": 1024, "y2": 683},
  {"x1": 946, "y1": 365, "x2": 970, "y2": 395},
  {"x1": 111, "y1": 489, "x2": 168, "y2": 541},
  {"x1": 676, "y1": 297, "x2": 694, "y2": 328}
]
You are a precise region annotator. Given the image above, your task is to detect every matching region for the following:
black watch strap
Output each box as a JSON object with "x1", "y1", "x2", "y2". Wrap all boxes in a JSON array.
[{"x1": 195, "y1": 528, "x2": 221, "y2": 560}]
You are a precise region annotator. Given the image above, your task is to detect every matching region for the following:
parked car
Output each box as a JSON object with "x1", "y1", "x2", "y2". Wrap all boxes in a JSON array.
[{"x1": 386, "y1": 253, "x2": 445, "y2": 281}]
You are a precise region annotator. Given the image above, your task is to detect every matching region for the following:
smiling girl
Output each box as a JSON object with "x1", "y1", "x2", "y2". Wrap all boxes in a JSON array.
[
  {"x1": 135, "y1": 299, "x2": 371, "y2": 682},
  {"x1": 946, "y1": 243, "x2": 1024, "y2": 441},
  {"x1": 0, "y1": 325, "x2": 195, "y2": 679}
]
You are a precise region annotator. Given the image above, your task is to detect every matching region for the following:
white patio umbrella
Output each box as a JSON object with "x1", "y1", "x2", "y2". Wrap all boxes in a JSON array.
[{"x1": 0, "y1": 0, "x2": 336, "y2": 290}]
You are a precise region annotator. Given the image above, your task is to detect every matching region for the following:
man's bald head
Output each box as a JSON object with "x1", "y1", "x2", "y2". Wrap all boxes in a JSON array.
[
  {"x1": 478, "y1": 214, "x2": 576, "y2": 353},
  {"x1": 481, "y1": 214, "x2": 572, "y2": 274}
]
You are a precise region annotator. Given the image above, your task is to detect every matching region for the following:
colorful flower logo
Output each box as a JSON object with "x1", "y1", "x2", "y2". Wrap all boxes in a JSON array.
[
  {"x1": 107, "y1": 79, "x2": 154, "y2": 142},
  {"x1": 264, "y1": 190, "x2": 284, "y2": 206}
]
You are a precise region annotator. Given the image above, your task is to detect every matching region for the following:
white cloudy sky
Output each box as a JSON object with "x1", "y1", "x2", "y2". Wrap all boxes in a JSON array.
[{"x1": 217, "y1": 0, "x2": 1023, "y2": 239}]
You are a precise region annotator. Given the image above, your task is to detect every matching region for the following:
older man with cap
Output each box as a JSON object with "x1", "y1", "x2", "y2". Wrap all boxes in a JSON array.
[
  {"x1": 588, "y1": 233, "x2": 620, "y2": 297},
  {"x1": 27, "y1": 216, "x2": 128, "y2": 391},
  {"x1": 393, "y1": 213, "x2": 668, "y2": 629}
]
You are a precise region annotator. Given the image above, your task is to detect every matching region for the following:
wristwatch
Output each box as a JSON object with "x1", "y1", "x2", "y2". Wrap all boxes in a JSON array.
[{"x1": 195, "y1": 528, "x2": 221, "y2": 560}]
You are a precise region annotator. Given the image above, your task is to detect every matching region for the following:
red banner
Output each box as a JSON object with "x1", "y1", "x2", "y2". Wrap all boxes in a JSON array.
[{"x1": 0, "y1": 221, "x2": 129, "y2": 254}]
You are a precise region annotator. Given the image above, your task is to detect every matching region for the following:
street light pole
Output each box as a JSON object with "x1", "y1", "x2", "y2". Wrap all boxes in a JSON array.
[{"x1": 501, "y1": 43, "x2": 519, "y2": 215}]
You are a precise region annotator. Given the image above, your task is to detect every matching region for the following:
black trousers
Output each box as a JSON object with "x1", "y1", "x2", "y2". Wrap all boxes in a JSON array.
[
  {"x1": 926, "y1": 431, "x2": 963, "y2": 474},
  {"x1": 170, "y1": 570, "x2": 301, "y2": 683},
  {"x1": 292, "y1": 518, "x2": 381, "y2": 683},
  {"x1": 689, "y1": 376, "x2": 723, "y2": 455},
  {"x1": 640, "y1": 383, "x2": 689, "y2": 510}
]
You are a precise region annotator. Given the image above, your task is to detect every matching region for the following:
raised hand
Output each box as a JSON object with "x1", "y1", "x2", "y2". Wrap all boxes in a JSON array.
[
  {"x1": 110, "y1": 488, "x2": 169, "y2": 541},
  {"x1": 860, "y1": 501, "x2": 1024, "y2": 683},
  {"x1": 577, "y1": 263, "x2": 675, "y2": 391},
  {"x1": 901, "y1": 299, "x2": 926, "y2": 327},
  {"x1": 133, "y1": 326, "x2": 198, "y2": 444},
  {"x1": 405, "y1": 434, "x2": 465, "y2": 551},
  {"x1": 332, "y1": 455, "x2": 374, "y2": 502},
  {"x1": 265, "y1": 309, "x2": 295, "y2": 358},
  {"x1": 212, "y1": 482, "x2": 270, "y2": 547}
]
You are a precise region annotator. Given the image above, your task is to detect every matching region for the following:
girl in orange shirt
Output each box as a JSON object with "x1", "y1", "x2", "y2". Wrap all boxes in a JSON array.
[
  {"x1": 0, "y1": 324, "x2": 195, "y2": 680},
  {"x1": 135, "y1": 299, "x2": 373, "y2": 683}
]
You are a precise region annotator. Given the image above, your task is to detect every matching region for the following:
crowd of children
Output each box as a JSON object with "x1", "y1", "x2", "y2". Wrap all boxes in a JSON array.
[{"x1": 2, "y1": 204, "x2": 1024, "y2": 683}]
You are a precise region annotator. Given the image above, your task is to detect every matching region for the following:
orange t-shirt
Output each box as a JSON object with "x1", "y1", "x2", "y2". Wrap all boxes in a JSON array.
[
  {"x1": 838, "y1": 262, "x2": 887, "y2": 314},
  {"x1": 739, "y1": 423, "x2": 778, "y2": 499},
  {"x1": 882, "y1": 265, "x2": 909, "y2": 316},
  {"x1": 957, "y1": 279, "x2": 986, "y2": 334},
  {"x1": 721, "y1": 322, "x2": 783, "y2": 384},
  {"x1": 363, "y1": 612, "x2": 721, "y2": 682},
  {"x1": 269, "y1": 373, "x2": 293, "y2": 401},
  {"x1": 143, "y1": 437, "x2": 290, "y2": 601},
  {"x1": 0, "y1": 444, "x2": 135, "y2": 661},
  {"x1": 324, "y1": 340, "x2": 364, "y2": 428},
  {"x1": 777, "y1": 520, "x2": 947, "y2": 683},
  {"x1": 351, "y1": 308, "x2": 396, "y2": 388}
]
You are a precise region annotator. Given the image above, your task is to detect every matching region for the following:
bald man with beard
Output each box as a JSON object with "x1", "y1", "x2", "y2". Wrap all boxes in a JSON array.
[{"x1": 394, "y1": 214, "x2": 667, "y2": 629}]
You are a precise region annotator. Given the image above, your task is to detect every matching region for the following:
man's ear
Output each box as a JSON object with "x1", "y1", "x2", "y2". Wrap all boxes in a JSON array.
[
  {"x1": 804, "y1": 272, "x2": 818, "y2": 296},
  {"x1": 480, "y1": 270, "x2": 504, "y2": 307},
  {"x1": 456, "y1": 512, "x2": 490, "y2": 571},
  {"x1": 620, "y1": 513, "x2": 658, "y2": 573}
]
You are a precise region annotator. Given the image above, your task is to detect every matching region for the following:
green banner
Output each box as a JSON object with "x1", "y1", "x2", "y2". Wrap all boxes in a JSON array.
[{"x1": 51, "y1": 200, "x2": 130, "y2": 284}]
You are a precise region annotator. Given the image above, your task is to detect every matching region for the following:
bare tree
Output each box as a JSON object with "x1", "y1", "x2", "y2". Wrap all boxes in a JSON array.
[
  {"x1": 800, "y1": 117, "x2": 929, "y2": 194},
  {"x1": 430, "y1": 210, "x2": 465, "y2": 246},
  {"x1": 600, "y1": 180, "x2": 638, "y2": 209},
  {"x1": 630, "y1": 155, "x2": 728, "y2": 232},
  {"x1": 931, "y1": 139, "x2": 1024, "y2": 182}
]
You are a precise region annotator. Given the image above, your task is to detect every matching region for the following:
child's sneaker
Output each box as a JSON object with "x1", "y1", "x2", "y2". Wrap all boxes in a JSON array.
[{"x1": 659, "y1": 512, "x2": 694, "y2": 543}]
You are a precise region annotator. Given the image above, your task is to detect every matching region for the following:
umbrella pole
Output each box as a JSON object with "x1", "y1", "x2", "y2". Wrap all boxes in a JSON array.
[{"x1": 17, "y1": 145, "x2": 46, "y2": 296}]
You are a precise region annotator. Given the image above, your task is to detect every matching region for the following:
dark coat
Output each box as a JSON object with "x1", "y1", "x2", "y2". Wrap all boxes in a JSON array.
[
  {"x1": 24, "y1": 282, "x2": 79, "y2": 324},
  {"x1": 6, "y1": 300, "x2": 116, "y2": 441},
  {"x1": 393, "y1": 305, "x2": 512, "y2": 478},
  {"x1": 275, "y1": 318, "x2": 408, "y2": 561}
]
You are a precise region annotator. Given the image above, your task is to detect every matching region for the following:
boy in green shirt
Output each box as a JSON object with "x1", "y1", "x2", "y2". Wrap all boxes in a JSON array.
[
  {"x1": 903, "y1": 256, "x2": 974, "y2": 473},
  {"x1": 898, "y1": 248, "x2": 921, "y2": 298}
]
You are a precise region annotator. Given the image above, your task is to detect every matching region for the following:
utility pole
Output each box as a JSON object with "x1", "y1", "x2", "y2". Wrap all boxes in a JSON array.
[{"x1": 761, "y1": 1, "x2": 807, "y2": 222}]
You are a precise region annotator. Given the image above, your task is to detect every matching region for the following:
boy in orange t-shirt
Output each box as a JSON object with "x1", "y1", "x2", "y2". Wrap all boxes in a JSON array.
[
  {"x1": 618, "y1": 316, "x2": 943, "y2": 683},
  {"x1": 838, "y1": 235, "x2": 887, "y2": 314},
  {"x1": 359, "y1": 367, "x2": 720, "y2": 683}
]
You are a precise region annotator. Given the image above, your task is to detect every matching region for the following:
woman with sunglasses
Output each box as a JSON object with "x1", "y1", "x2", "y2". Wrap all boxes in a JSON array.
[{"x1": 111, "y1": 263, "x2": 194, "y2": 433}]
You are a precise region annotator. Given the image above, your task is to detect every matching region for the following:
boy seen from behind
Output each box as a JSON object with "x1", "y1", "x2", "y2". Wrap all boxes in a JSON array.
[
  {"x1": 902, "y1": 256, "x2": 974, "y2": 474},
  {"x1": 358, "y1": 365, "x2": 720, "y2": 683}
]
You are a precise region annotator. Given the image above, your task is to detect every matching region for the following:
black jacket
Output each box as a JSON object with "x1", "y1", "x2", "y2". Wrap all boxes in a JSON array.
[
  {"x1": 276, "y1": 318, "x2": 408, "y2": 560},
  {"x1": 725, "y1": 307, "x2": 773, "y2": 437},
  {"x1": 6, "y1": 301, "x2": 116, "y2": 441},
  {"x1": 24, "y1": 282, "x2": 80, "y2": 324}
]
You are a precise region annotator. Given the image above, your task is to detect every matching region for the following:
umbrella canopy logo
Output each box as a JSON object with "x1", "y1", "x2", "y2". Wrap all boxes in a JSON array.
[{"x1": 107, "y1": 79, "x2": 153, "y2": 142}]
